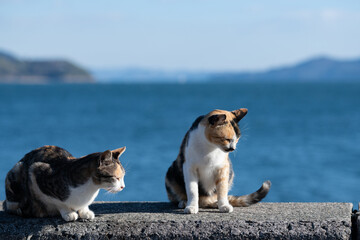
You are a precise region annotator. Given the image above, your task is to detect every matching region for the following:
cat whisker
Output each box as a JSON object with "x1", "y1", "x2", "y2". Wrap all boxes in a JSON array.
[
  {"x1": 106, "y1": 185, "x2": 125, "y2": 193},
  {"x1": 240, "y1": 122, "x2": 250, "y2": 130},
  {"x1": 121, "y1": 161, "x2": 132, "y2": 175},
  {"x1": 240, "y1": 123, "x2": 250, "y2": 135},
  {"x1": 106, "y1": 188, "x2": 121, "y2": 193},
  {"x1": 241, "y1": 135, "x2": 249, "y2": 141}
]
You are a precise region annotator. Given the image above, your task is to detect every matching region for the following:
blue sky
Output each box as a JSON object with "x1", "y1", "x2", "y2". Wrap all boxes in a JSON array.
[{"x1": 1, "y1": 0, "x2": 359, "y2": 71}]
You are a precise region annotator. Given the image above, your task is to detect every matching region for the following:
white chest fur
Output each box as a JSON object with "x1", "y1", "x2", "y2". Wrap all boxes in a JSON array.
[
  {"x1": 30, "y1": 164, "x2": 100, "y2": 213},
  {"x1": 184, "y1": 125, "x2": 228, "y2": 192},
  {"x1": 64, "y1": 179, "x2": 100, "y2": 211}
]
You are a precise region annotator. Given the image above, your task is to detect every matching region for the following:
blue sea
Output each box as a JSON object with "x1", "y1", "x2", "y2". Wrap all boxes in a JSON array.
[{"x1": 0, "y1": 83, "x2": 359, "y2": 207}]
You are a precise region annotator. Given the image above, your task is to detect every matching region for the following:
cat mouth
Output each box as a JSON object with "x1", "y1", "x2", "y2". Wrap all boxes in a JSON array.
[
  {"x1": 224, "y1": 147, "x2": 235, "y2": 152},
  {"x1": 106, "y1": 186, "x2": 125, "y2": 193}
]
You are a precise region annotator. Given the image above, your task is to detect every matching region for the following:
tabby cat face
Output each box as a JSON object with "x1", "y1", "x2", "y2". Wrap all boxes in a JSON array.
[
  {"x1": 204, "y1": 108, "x2": 247, "y2": 152},
  {"x1": 94, "y1": 147, "x2": 126, "y2": 193}
]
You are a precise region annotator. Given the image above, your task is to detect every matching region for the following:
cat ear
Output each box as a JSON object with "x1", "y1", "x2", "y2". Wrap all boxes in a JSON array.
[
  {"x1": 99, "y1": 150, "x2": 112, "y2": 166},
  {"x1": 232, "y1": 108, "x2": 248, "y2": 122},
  {"x1": 111, "y1": 146, "x2": 126, "y2": 159},
  {"x1": 208, "y1": 114, "x2": 226, "y2": 126}
]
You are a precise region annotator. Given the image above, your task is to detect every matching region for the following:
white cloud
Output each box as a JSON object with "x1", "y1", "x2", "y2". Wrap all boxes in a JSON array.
[
  {"x1": 320, "y1": 9, "x2": 343, "y2": 22},
  {"x1": 289, "y1": 8, "x2": 346, "y2": 23}
]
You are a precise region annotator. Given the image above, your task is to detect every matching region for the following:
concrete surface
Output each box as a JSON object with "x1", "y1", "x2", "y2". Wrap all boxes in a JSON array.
[
  {"x1": 0, "y1": 201, "x2": 354, "y2": 239},
  {"x1": 357, "y1": 203, "x2": 360, "y2": 240}
]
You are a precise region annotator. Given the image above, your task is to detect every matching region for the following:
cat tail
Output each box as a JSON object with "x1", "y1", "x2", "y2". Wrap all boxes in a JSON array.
[{"x1": 228, "y1": 180, "x2": 271, "y2": 207}]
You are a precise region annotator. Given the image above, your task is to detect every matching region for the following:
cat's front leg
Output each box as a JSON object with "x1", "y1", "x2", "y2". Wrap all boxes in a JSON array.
[
  {"x1": 59, "y1": 208, "x2": 79, "y2": 221},
  {"x1": 183, "y1": 166, "x2": 199, "y2": 214},
  {"x1": 216, "y1": 167, "x2": 233, "y2": 213},
  {"x1": 78, "y1": 206, "x2": 95, "y2": 220}
]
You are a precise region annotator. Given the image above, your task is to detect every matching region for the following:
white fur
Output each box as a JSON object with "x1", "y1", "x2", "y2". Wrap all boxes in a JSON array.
[
  {"x1": 29, "y1": 163, "x2": 105, "y2": 221},
  {"x1": 78, "y1": 206, "x2": 95, "y2": 220},
  {"x1": 107, "y1": 177, "x2": 125, "y2": 193},
  {"x1": 183, "y1": 124, "x2": 232, "y2": 214},
  {"x1": 64, "y1": 179, "x2": 100, "y2": 211},
  {"x1": 230, "y1": 135, "x2": 238, "y2": 150}
]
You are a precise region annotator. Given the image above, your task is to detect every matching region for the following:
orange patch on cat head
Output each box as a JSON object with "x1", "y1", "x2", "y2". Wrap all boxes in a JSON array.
[
  {"x1": 203, "y1": 108, "x2": 247, "y2": 152},
  {"x1": 206, "y1": 108, "x2": 247, "y2": 123},
  {"x1": 114, "y1": 163, "x2": 125, "y2": 179}
]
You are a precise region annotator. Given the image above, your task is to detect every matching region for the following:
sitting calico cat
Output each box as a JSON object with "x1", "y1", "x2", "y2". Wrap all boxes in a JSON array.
[
  {"x1": 165, "y1": 108, "x2": 271, "y2": 214},
  {"x1": 4, "y1": 145, "x2": 126, "y2": 221}
]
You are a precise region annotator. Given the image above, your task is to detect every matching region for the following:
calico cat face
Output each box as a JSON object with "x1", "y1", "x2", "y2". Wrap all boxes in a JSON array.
[
  {"x1": 94, "y1": 147, "x2": 126, "y2": 193},
  {"x1": 204, "y1": 108, "x2": 247, "y2": 152}
]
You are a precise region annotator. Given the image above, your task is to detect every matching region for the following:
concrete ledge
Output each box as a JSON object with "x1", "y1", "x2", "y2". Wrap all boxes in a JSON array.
[
  {"x1": 0, "y1": 202, "x2": 354, "y2": 239},
  {"x1": 357, "y1": 203, "x2": 360, "y2": 240}
]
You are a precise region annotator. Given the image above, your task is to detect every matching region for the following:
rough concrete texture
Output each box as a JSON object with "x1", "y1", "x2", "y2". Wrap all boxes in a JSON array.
[
  {"x1": 357, "y1": 202, "x2": 360, "y2": 240},
  {"x1": 0, "y1": 202, "x2": 353, "y2": 239},
  {"x1": 357, "y1": 214, "x2": 360, "y2": 240}
]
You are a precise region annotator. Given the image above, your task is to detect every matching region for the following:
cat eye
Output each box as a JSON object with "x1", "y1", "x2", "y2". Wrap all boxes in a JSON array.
[
  {"x1": 103, "y1": 160, "x2": 113, "y2": 166},
  {"x1": 102, "y1": 175, "x2": 114, "y2": 178}
]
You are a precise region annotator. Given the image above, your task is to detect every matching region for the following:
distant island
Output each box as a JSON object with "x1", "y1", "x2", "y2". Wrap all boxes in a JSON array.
[
  {"x1": 210, "y1": 56, "x2": 360, "y2": 82},
  {"x1": 0, "y1": 51, "x2": 93, "y2": 84},
  {"x1": 93, "y1": 56, "x2": 360, "y2": 83},
  {"x1": 2, "y1": 49, "x2": 358, "y2": 83}
]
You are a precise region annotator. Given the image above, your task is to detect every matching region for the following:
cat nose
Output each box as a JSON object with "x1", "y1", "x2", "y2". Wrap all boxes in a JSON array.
[{"x1": 227, "y1": 147, "x2": 235, "y2": 152}]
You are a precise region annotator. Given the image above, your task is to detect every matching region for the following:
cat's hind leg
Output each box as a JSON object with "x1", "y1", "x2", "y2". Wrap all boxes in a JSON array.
[
  {"x1": 165, "y1": 178, "x2": 188, "y2": 209},
  {"x1": 199, "y1": 195, "x2": 218, "y2": 208},
  {"x1": 4, "y1": 162, "x2": 24, "y2": 216},
  {"x1": 59, "y1": 208, "x2": 78, "y2": 222},
  {"x1": 78, "y1": 206, "x2": 95, "y2": 220},
  {"x1": 3, "y1": 201, "x2": 22, "y2": 216}
]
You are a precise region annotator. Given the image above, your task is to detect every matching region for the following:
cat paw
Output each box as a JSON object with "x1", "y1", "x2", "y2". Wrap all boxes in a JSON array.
[
  {"x1": 79, "y1": 210, "x2": 95, "y2": 220},
  {"x1": 61, "y1": 211, "x2": 79, "y2": 222},
  {"x1": 184, "y1": 206, "x2": 198, "y2": 214},
  {"x1": 219, "y1": 204, "x2": 233, "y2": 213}
]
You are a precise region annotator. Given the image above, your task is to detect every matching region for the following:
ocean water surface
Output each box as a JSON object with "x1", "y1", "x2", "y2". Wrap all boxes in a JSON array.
[{"x1": 0, "y1": 83, "x2": 359, "y2": 206}]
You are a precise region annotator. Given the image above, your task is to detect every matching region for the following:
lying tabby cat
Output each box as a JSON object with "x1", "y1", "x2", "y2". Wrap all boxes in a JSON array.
[
  {"x1": 4, "y1": 145, "x2": 126, "y2": 221},
  {"x1": 165, "y1": 108, "x2": 271, "y2": 214}
]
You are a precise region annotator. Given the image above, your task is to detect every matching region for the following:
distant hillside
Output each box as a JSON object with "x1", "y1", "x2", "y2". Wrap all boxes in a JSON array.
[
  {"x1": 92, "y1": 56, "x2": 360, "y2": 83},
  {"x1": 210, "y1": 57, "x2": 360, "y2": 82},
  {"x1": 0, "y1": 51, "x2": 93, "y2": 83}
]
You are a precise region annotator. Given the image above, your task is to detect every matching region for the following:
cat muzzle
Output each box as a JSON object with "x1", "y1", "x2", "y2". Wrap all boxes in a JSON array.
[{"x1": 224, "y1": 147, "x2": 235, "y2": 152}]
